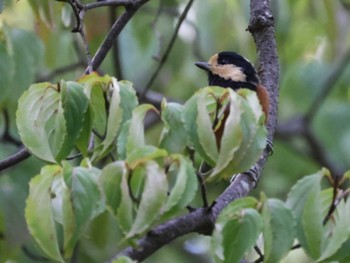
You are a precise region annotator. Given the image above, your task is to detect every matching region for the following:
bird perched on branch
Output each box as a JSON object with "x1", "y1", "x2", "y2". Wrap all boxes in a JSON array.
[
  {"x1": 195, "y1": 51, "x2": 269, "y2": 122},
  {"x1": 195, "y1": 51, "x2": 272, "y2": 181}
]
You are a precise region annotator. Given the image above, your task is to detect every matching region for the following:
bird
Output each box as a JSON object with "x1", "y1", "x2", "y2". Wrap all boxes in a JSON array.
[
  {"x1": 195, "y1": 51, "x2": 272, "y2": 181},
  {"x1": 195, "y1": 51, "x2": 269, "y2": 123}
]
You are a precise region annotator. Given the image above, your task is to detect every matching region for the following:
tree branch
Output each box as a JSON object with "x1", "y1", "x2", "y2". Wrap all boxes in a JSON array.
[
  {"x1": 107, "y1": 0, "x2": 279, "y2": 261},
  {"x1": 84, "y1": 0, "x2": 130, "y2": 11},
  {"x1": 0, "y1": 147, "x2": 31, "y2": 173},
  {"x1": 87, "y1": 0, "x2": 150, "y2": 73},
  {"x1": 139, "y1": 0, "x2": 195, "y2": 99}
]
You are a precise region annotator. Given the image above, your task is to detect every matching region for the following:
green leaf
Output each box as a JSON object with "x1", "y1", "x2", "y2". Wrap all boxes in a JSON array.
[
  {"x1": 126, "y1": 145, "x2": 168, "y2": 169},
  {"x1": 62, "y1": 163, "x2": 105, "y2": 257},
  {"x1": 197, "y1": 92, "x2": 219, "y2": 162},
  {"x1": 118, "y1": 80, "x2": 139, "y2": 123},
  {"x1": 262, "y1": 197, "x2": 296, "y2": 263},
  {"x1": 80, "y1": 73, "x2": 109, "y2": 136},
  {"x1": 17, "y1": 83, "x2": 60, "y2": 162},
  {"x1": 207, "y1": 89, "x2": 266, "y2": 181},
  {"x1": 98, "y1": 78, "x2": 123, "y2": 158},
  {"x1": 117, "y1": 166, "x2": 134, "y2": 234},
  {"x1": 182, "y1": 88, "x2": 217, "y2": 166},
  {"x1": 126, "y1": 161, "x2": 168, "y2": 239},
  {"x1": 222, "y1": 89, "x2": 266, "y2": 172},
  {"x1": 319, "y1": 198, "x2": 350, "y2": 261},
  {"x1": 99, "y1": 161, "x2": 127, "y2": 216},
  {"x1": 212, "y1": 207, "x2": 263, "y2": 263},
  {"x1": 209, "y1": 89, "x2": 243, "y2": 181},
  {"x1": 159, "y1": 100, "x2": 188, "y2": 154},
  {"x1": 323, "y1": 239, "x2": 350, "y2": 263},
  {"x1": 55, "y1": 81, "x2": 90, "y2": 162},
  {"x1": 162, "y1": 155, "x2": 198, "y2": 218},
  {"x1": 285, "y1": 169, "x2": 328, "y2": 260},
  {"x1": 117, "y1": 120, "x2": 131, "y2": 160},
  {"x1": 25, "y1": 165, "x2": 64, "y2": 263},
  {"x1": 75, "y1": 105, "x2": 93, "y2": 156},
  {"x1": 126, "y1": 104, "x2": 158, "y2": 155}
]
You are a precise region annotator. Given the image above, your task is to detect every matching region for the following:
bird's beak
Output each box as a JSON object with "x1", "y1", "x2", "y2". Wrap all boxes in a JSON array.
[{"x1": 195, "y1": 62, "x2": 211, "y2": 71}]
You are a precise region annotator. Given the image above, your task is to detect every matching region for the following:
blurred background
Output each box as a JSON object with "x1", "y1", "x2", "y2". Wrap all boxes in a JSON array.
[{"x1": 1, "y1": 0, "x2": 350, "y2": 262}]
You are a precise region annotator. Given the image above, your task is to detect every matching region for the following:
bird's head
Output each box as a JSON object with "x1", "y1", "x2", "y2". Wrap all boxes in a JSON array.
[{"x1": 195, "y1": 51, "x2": 259, "y2": 91}]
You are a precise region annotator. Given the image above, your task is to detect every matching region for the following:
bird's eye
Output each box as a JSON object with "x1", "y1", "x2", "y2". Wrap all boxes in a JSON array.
[{"x1": 219, "y1": 58, "x2": 229, "y2": 65}]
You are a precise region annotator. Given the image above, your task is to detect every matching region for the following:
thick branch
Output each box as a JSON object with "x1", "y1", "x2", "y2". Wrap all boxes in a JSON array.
[{"x1": 107, "y1": 0, "x2": 279, "y2": 262}]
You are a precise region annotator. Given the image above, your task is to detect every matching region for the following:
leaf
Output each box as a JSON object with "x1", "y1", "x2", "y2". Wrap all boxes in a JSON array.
[
  {"x1": 319, "y1": 198, "x2": 350, "y2": 261},
  {"x1": 209, "y1": 89, "x2": 243, "y2": 181},
  {"x1": 75, "y1": 105, "x2": 93, "y2": 156},
  {"x1": 98, "y1": 78, "x2": 123, "y2": 158},
  {"x1": 262, "y1": 197, "x2": 296, "y2": 263},
  {"x1": 159, "y1": 100, "x2": 188, "y2": 154},
  {"x1": 162, "y1": 155, "x2": 198, "y2": 218},
  {"x1": 25, "y1": 165, "x2": 64, "y2": 263},
  {"x1": 182, "y1": 87, "x2": 222, "y2": 166},
  {"x1": 126, "y1": 145, "x2": 168, "y2": 169},
  {"x1": 17, "y1": 83, "x2": 60, "y2": 162},
  {"x1": 117, "y1": 120, "x2": 131, "y2": 160},
  {"x1": 235, "y1": 90, "x2": 267, "y2": 166},
  {"x1": 80, "y1": 74, "x2": 109, "y2": 136},
  {"x1": 55, "y1": 81, "x2": 90, "y2": 162},
  {"x1": 212, "y1": 207, "x2": 263, "y2": 263},
  {"x1": 285, "y1": 169, "x2": 328, "y2": 260},
  {"x1": 196, "y1": 92, "x2": 219, "y2": 162},
  {"x1": 118, "y1": 80, "x2": 139, "y2": 123},
  {"x1": 99, "y1": 161, "x2": 127, "y2": 216},
  {"x1": 126, "y1": 104, "x2": 158, "y2": 155},
  {"x1": 126, "y1": 161, "x2": 168, "y2": 239},
  {"x1": 117, "y1": 166, "x2": 134, "y2": 234},
  {"x1": 62, "y1": 163, "x2": 105, "y2": 257}
]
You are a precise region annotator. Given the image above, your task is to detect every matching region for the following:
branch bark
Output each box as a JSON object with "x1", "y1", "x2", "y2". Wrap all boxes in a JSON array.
[
  {"x1": 0, "y1": 148, "x2": 31, "y2": 173},
  {"x1": 107, "y1": 0, "x2": 279, "y2": 261}
]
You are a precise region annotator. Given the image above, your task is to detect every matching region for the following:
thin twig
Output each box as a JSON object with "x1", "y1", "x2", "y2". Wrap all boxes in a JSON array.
[
  {"x1": 323, "y1": 178, "x2": 340, "y2": 225},
  {"x1": 68, "y1": 0, "x2": 93, "y2": 73},
  {"x1": 196, "y1": 172, "x2": 209, "y2": 207},
  {"x1": 0, "y1": 148, "x2": 31, "y2": 173},
  {"x1": 254, "y1": 245, "x2": 264, "y2": 263},
  {"x1": 139, "y1": 0, "x2": 195, "y2": 99}
]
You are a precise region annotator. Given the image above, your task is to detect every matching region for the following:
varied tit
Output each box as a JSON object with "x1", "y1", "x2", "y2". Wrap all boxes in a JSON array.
[{"x1": 195, "y1": 51, "x2": 269, "y2": 123}]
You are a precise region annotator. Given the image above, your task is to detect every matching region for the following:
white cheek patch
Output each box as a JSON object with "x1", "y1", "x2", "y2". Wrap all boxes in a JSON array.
[{"x1": 211, "y1": 64, "x2": 247, "y2": 82}]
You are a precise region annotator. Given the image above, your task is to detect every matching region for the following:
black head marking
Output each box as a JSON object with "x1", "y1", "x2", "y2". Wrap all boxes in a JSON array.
[{"x1": 196, "y1": 51, "x2": 259, "y2": 91}]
